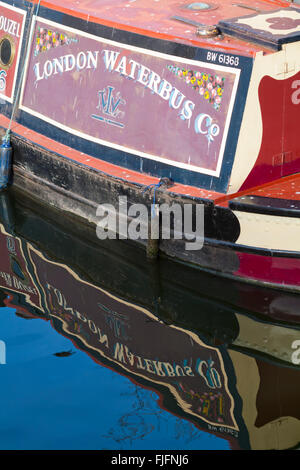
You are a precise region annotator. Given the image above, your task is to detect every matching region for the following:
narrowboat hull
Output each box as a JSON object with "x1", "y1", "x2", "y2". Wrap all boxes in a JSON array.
[{"x1": 0, "y1": 0, "x2": 299, "y2": 291}]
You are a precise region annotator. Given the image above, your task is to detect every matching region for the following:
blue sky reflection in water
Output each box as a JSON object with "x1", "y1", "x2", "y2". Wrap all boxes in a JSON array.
[{"x1": 0, "y1": 305, "x2": 229, "y2": 450}]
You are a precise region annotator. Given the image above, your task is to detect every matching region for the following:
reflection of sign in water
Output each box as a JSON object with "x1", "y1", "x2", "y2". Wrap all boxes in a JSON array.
[
  {"x1": 27, "y1": 244, "x2": 239, "y2": 434},
  {"x1": 20, "y1": 18, "x2": 240, "y2": 176},
  {"x1": 0, "y1": 224, "x2": 42, "y2": 310}
]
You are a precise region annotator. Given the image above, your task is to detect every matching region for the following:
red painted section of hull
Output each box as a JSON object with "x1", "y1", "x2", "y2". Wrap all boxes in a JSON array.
[
  {"x1": 240, "y1": 72, "x2": 300, "y2": 191},
  {"x1": 235, "y1": 251, "x2": 300, "y2": 288}
]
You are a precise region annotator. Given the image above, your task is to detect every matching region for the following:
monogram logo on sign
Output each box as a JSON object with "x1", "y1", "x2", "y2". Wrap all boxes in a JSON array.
[{"x1": 91, "y1": 86, "x2": 126, "y2": 128}]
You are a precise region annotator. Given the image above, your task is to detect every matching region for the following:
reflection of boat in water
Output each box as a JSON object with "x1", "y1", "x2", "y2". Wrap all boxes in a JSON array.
[
  {"x1": 3, "y1": 187, "x2": 300, "y2": 328},
  {"x1": 0, "y1": 189, "x2": 300, "y2": 450},
  {"x1": 0, "y1": 0, "x2": 300, "y2": 290}
]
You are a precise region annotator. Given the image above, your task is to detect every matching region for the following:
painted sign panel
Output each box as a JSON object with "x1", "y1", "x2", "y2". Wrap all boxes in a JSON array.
[
  {"x1": 0, "y1": 224, "x2": 42, "y2": 310},
  {"x1": 0, "y1": 1, "x2": 26, "y2": 102},
  {"x1": 20, "y1": 18, "x2": 240, "y2": 176},
  {"x1": 27, "y1": 243, "x2": 239, "y2": 435}
]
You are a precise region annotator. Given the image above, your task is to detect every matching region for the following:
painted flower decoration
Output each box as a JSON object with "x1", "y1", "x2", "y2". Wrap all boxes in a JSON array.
[
  {"x1": 266, "y1": 16, "x2": 300, "y2": 30},
  {"x1": 167, "y1": 65, "x2": 225, "y2": 110},
  {"x1": 34, "y1": 26, "x2": 78, "y2": 56}
]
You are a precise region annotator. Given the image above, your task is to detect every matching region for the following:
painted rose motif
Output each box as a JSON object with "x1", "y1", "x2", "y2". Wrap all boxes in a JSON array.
[{"x1": 266, "y1": 16, "x2": 300, "y2": 30}]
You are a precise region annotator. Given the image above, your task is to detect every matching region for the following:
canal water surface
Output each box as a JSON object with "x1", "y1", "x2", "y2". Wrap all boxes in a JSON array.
[{"x1": 0, "y1": 189, "x2": 299, "y2": 451}]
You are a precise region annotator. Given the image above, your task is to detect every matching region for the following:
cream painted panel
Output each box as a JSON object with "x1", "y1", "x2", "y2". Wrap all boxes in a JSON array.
[
  {"x1": 234, "y1": 210, "x2": 300, "y2": 251},
  {"x1": 228, "y1": 42, "x2": 300, "y2": 194}
]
